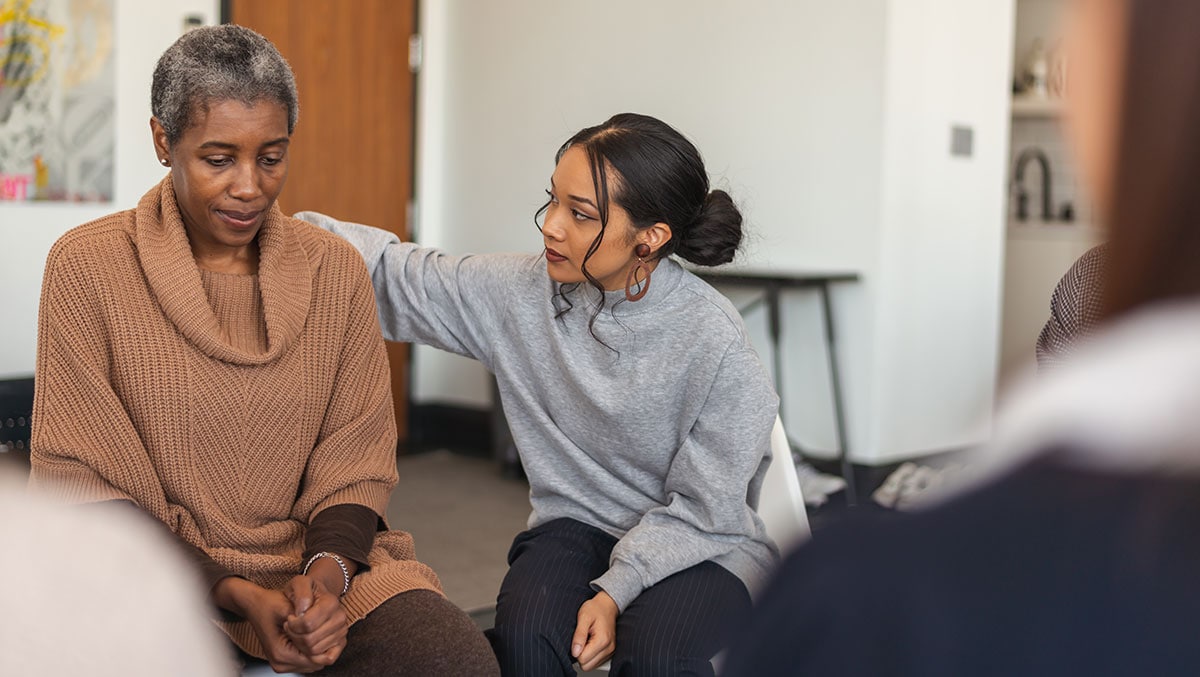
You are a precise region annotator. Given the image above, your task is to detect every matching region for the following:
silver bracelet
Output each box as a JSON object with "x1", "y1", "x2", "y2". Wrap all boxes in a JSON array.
[{"x1": 302, "y1": 551, "x2": 351, "y2": 597}]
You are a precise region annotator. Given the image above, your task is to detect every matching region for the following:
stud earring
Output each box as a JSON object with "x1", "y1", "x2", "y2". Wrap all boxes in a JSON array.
[{"x1": 625, "y1": 243, "x2": 653, "y2": 302}]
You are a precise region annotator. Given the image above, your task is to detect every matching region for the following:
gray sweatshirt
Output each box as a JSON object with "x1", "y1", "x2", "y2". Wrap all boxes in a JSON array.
[{"x1": 297, "y1": 212, "x2": 781, "y2": 611}]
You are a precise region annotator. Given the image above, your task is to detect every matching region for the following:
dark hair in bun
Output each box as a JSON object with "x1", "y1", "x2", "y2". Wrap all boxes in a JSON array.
[{"x1": 674, "y1": 189, "x2": 742, "y2": 266}]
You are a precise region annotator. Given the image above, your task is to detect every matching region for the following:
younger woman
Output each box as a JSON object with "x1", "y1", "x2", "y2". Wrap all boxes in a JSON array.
[{"x1": 302, "y1": 113, "x2": 780, "y2": 676}]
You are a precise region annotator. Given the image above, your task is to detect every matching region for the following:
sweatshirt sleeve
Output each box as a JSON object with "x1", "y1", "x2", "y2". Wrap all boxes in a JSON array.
[
  {"x1": 590, "y1": 346, "x2": 780, "y2": 612},
  {"x1": 294, "y1": 210, "x2": 521, "y2": 370}
]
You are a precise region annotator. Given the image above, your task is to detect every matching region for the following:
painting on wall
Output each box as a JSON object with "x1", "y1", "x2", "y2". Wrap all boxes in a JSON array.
[{"x1": 0, "y1": 0, "x2": 114, "y2": 203}]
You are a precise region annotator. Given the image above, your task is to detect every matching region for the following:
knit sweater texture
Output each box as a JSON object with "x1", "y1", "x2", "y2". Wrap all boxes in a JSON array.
[
  {"x1": 297, "y1": 212, "x2": 782, "y2": 611},
  {"x1": 30, "y1": 179, "x2": 441, "y2": 657}
]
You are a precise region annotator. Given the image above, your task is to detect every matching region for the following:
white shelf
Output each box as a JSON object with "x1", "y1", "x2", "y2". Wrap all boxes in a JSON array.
[{"x1": 1011, "y1": 96, "x2": 1064, "y2": 118}]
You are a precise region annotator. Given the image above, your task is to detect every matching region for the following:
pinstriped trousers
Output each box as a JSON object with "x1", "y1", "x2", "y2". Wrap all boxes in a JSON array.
[{"x1": 487, "y1": 518, "x2": 751, "y2": 676}]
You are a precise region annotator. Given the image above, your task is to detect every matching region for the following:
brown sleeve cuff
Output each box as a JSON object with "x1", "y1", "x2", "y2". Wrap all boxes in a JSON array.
[{"x1": 303, "y1": 503, "x2": 381, "y2": 573}]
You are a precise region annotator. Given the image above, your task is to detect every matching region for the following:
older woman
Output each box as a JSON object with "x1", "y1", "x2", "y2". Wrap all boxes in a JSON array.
[
  {"x1": 29, "y1": 25, "x2": 498, "y2": 676},
  {"x1": 301, "y1": 112, "x2": 781, "y2": 676}
]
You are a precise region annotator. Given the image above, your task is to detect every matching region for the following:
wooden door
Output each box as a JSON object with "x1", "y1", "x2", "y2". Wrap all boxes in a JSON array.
[{"x1": 227, "y1": 0, "x2": 416, "y2": 443}]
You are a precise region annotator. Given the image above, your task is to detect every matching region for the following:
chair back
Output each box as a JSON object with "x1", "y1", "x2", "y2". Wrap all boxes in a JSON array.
[
  {"x1": 0, "y1": 378, "x2": 33, "y2": 462},
  {"x1": 757, "y1": 416, "x2": 812, "y2": 553},
  {"x1": 243, "y1": 666, "x2": 298, "y2": 677}
]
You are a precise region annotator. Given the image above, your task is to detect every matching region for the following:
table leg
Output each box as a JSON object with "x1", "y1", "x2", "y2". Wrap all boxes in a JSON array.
[
  {"x1": 764, "y1": 283, "x2": 786, "y2": 420},
  {"x1": 819, "y1": 282, "x2": 857, "y2": 506}
]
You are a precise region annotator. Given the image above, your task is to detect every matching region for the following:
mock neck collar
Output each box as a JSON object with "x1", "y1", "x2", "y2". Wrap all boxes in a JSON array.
[
  {"x1": 562, "y1": 257, "x2": 687, "y2": 320},
  {"x1": 134, "y1": 176, "x2": 311, "y2": 365}
]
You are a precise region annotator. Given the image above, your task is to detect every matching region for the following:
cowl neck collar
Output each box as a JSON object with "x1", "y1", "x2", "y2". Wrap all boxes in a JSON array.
[{"x1": 134, "y1": 177, "x2": 311, "y2": 365}]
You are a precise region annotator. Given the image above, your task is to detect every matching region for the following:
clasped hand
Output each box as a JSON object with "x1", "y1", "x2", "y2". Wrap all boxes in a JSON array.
[
  {"x1": 240, "y1": 574, "x2": 350, "y2": 673},
  {"x1": 572, "y1": 591, "x2": 619, "y2": 671}
]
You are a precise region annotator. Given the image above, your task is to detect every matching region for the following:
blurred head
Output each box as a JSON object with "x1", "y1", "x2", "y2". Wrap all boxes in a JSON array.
[
  {"x1": 538, "y1": 113, "x2": 744, "y2": 291},
  {"x1": 1066, "y1": 0, "x2": 1200, "y2": 318},
  {"x1": 149, "y1": 25, "x2": 298, "y2": 262}
]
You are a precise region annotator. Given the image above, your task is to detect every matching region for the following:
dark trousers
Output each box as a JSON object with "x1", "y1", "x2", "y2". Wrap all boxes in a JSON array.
[{"x1": 488, "y1": 518, "x2": 751, "y2": 677}]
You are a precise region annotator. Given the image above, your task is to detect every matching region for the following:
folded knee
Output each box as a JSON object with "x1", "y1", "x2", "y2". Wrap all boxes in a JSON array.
[
  {"x1": 613, "y1": 645, "x2": 715, "y2": 677},
  {"x1": 488, "y1": 621, "x2": 574, "y2": 673},
  {"x1": 489, "y1": 621, "x2": 560, "y2": 652}
]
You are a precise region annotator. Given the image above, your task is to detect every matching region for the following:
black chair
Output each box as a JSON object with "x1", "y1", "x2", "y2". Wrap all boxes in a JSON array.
[{"x1": 0, "y1": 378, "x2": 34, "y2": 465}]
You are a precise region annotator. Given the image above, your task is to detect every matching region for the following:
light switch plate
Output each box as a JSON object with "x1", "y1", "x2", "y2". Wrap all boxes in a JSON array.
[
  {"x1": 182, "y1": 14, "x2": 206, "y2": 34},
  {"x1": 950, "y1": 125, "x2": 974, "y2": 157}
]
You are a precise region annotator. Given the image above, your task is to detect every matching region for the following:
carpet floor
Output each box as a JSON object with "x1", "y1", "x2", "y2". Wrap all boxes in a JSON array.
[{"x1": 386, "y1": 449, "x2": 532, "y2": 613}]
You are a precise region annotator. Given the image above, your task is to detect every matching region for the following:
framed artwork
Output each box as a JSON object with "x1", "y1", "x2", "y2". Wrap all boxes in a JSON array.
[{"x1": 1, "y1": 0, "x2": 114, "y2": 202}]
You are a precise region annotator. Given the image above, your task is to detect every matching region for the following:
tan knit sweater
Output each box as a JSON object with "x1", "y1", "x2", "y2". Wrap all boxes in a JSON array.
[{"x1": 30, "y1": 177, "x2": 441, "y2": 657}]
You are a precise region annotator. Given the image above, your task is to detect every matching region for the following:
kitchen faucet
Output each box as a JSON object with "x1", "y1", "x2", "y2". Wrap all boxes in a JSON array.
[{"x1": 1013, "y1": 147, "x2": 1053, "y2": 222}]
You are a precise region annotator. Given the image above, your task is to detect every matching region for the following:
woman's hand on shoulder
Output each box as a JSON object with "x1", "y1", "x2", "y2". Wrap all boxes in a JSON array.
[
  {"x1": 573, "y1": 590, "x2": 619, "y2": 671},
  {"x1": 282, "y1": 573, "x2": 350, "y2": 667},
  {"x1": 215, "y1": 577, "x2": 326, "y2": 673}
]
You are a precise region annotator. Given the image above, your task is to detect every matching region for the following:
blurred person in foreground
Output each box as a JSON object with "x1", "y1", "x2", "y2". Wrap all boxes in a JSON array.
[
  {"x1": 724, "y1": 1, "x2": 1200, "y2": 674},
  {"x1": 0, "y1": 474, "x2": 232, "y2": 676}
]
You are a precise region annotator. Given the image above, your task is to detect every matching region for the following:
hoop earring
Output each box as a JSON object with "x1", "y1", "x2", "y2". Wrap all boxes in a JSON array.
[{"x1": 625, "y1": 243, "x2": 652, "y2": 302}]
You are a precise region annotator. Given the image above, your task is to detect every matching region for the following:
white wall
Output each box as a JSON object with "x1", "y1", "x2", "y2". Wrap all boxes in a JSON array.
[
  {"x1": 415, "y1": 0, "x2": 1015, "y2": 464},
  {"x1": 870, "y1": 0, "x2": 1015, "y2": 460},
  {"x1": 0, "y1": 0, "x2": 219, "y2": 378},
  {"x1": 413, "y1": 0, "x2": 890, "y2": 415},
  {"x1": 2, "y1": 1, "x2": 1017, "y2": 465}
]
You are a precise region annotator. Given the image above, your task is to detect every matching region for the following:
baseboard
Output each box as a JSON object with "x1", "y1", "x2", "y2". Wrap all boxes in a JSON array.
[
  {"x1": 0, "y1": 377, "x2": 34, "y2": 461},
  {"x1": 806, "y1": 446, "x2": 967, "y2": 498},
  {"x1": 407, "y1": 403, "x2": 494, "y2": 457},
  {"x1": 801, "y1": 447, "x2": 970, "y2": 532}
]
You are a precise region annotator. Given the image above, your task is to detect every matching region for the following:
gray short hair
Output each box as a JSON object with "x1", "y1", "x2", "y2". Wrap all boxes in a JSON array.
[{"x1": 151, "y1": 24, "x2": 298, "y2": 146}]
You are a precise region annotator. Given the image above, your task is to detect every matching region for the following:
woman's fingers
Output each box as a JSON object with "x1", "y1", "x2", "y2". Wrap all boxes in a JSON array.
[
  {"x1": 305, "y1": 622, "x2": 350, "y2": 662},
  {"x1": 285, "y1": 577, "x2": 340, "y2": 632},
  {"x1": 244, "y1": 587, "x2": 324, "y2": 672},
  {"x1": 290, "y1": 609, "x2": 349, "y2": 657},
  {"x1": 263, "y1": 619, "x2": 322, "y2": 672},
  {"x1": 309, "y1": 642, "x2": 346, "y2": 668},
  {"x1": 284, "y1": 574, "x2": 317, "y2": 617},
  {"x1": 284, "y1": 584, "x2": 349, "y2": 658},
  {"x1": 578, "y1": 630, "x2": 615, "y2": 671},
  {"x1": 570, "y1": 615, "x2": 591, "y2": 659},
  {"x1": 574, "y1": 595, "x2": 617, "y2": 670}
]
